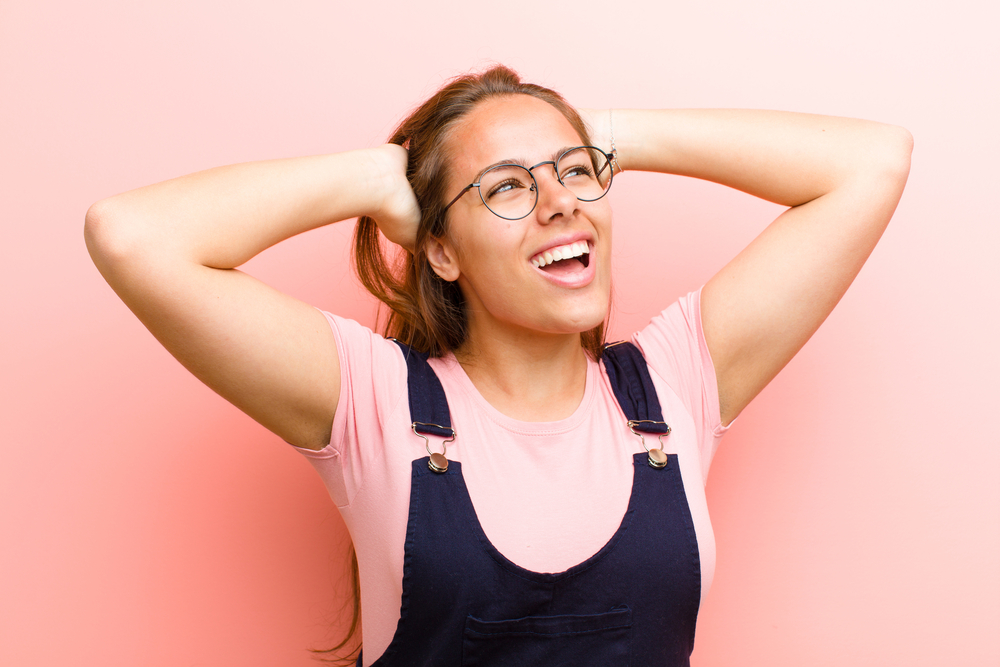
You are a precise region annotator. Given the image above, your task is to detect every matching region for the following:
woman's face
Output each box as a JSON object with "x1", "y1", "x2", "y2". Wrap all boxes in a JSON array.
[{"x1": 434, "y1": 94, "x2": 613, "y2": 345}]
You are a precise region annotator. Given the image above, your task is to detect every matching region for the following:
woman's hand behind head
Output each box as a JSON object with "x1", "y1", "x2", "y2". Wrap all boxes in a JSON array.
[{"x1": 370, "y1": 143, "x2": 421, "y2": 252}]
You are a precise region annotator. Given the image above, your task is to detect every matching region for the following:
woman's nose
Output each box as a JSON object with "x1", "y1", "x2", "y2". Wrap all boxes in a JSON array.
[{"x1": 532, "y1": 168, "x2": 578, "y2": 224}]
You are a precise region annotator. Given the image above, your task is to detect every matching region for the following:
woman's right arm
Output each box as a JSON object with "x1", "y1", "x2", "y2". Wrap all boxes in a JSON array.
[{"x1": 84, "y1": 145, "x2": 419, "y2": 450}]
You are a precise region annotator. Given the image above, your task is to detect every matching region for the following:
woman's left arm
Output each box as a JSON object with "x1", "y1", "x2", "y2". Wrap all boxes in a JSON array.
[{"x1": 585, "y1": 109, "x2": 913, "y2": 426}]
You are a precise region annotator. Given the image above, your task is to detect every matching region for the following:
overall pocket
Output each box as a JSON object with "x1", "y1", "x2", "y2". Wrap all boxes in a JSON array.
[{"x1": 461, "y1": 606, "x2": 632, "y2": 666}]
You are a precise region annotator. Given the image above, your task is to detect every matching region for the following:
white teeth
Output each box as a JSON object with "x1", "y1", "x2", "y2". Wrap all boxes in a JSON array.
[{"x1": 532, "y1": 241, "x2": 591, "y2": 268}]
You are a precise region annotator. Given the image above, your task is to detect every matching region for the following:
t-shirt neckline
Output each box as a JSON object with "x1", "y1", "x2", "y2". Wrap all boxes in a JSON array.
[{"x1": 428, "y1": 353, "x2": 600, "y2": 436}]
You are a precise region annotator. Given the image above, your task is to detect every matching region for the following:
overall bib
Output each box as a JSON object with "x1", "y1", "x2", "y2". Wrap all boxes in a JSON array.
[{"x1": 364, "y1": 341, "x2": 702, "y2": 667}]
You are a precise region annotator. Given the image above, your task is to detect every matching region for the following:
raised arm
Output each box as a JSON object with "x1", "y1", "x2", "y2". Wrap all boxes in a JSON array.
[
  {"x1": 585, "y1": 109, "x2": 912, "y2": 426},
  {"x1": 85, "y1": 145, "x2": 419, "y2": 449}
]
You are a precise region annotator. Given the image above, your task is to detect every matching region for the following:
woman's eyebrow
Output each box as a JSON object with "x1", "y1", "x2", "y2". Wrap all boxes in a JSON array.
[
  {"x1": 473, "y1": 157, "x2": 528, "y2": 183},
  {"x1": 530, "y1": 146, "x2": 578, "y2": 170}
]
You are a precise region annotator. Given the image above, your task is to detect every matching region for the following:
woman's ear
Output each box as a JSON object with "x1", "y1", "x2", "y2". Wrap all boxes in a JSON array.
[{"x1": 425, "y1": 236, "x2": 461, "y2": 282}]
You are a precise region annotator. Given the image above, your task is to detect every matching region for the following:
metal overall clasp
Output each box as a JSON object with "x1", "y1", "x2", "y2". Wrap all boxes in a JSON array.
[
  {"x1": 411, "y1": 422, "x2": 457, "y2": 474},
  {"x1": 627, "y1": 420, "x2": 672, "y2": 469}
]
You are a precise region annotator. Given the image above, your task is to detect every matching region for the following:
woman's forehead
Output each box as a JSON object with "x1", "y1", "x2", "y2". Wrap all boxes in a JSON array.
[{"x1": 447, "y1": 95, "x2": 583, "y2": 183}]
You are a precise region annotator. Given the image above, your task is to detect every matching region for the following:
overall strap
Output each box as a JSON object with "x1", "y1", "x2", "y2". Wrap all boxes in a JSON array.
[
  {"x1": 602, "y1": 341, "x2": 670, "y2": 436},
  {"x1": 392, "y1": 340, "x2": 453, "y2": 437}
]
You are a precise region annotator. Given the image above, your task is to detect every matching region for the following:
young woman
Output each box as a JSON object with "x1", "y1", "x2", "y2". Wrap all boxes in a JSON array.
[{"x1": 84, "y1": 66, "x2": 912, "y2": 666}]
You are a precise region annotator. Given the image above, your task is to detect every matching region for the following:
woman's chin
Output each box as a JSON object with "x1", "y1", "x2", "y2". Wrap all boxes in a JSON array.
[{"x1": 542, "y1": 307, "x2": 610, "y2": 337}]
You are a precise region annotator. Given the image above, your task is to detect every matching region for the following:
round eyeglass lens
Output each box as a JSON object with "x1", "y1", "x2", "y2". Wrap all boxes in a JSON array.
[
  {"x1": 556, "y1": 146, "x2": 612, "y2": 202},
  {"x1": 478, "y1": 164, "x2": 537, "y2": 220}
]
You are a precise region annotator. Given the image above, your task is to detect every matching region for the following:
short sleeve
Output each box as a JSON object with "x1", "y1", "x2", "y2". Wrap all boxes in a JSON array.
[
  {"x1": 632, "y1": 288, "x2": 730, "y2": 478},
  {"x1": 291, "y1": 312, "x2": 407, "y2": 507}
]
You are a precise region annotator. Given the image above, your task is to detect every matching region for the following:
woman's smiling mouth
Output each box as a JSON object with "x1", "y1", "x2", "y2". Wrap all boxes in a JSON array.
[
  {"x1": 529, "y1": 240, "x2": 596, "y2": 287},
  {"x1": 531, "y1": 240, "x2": 591, "y2": 270}
]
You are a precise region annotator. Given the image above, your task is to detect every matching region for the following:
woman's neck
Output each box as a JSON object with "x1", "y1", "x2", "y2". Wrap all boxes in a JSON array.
[{"x1": 454, "y1": 327, "x2": 590, "y2": 422}]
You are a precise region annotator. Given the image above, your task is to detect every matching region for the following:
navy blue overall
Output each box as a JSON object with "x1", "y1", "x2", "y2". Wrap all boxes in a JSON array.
[{"x1": 364, "y1": 341, "x2": 701, "y2": 667}]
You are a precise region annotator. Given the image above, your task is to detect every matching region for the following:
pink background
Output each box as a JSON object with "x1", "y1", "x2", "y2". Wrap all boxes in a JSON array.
[{"x1": 2, "y1": 1, "x2": 997, "y2": 665}]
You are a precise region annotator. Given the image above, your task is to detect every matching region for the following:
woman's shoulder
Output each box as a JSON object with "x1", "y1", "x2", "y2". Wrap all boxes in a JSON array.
[
  {"x1": 318, "y1": 309, "x2": 410, "y2": 427},
  {"x1": 319, "y1": 310, "x2": 404, "y2": 365},
  {"x1": 631, "y1": 287, "x2": 728, "y2": 431},
  {"x1": 632, "y1": 290, "x2": 706, "y2": 372}
]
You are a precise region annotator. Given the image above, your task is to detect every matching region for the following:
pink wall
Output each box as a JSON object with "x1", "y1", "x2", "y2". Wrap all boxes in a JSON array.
[{"x1": 2, "y1": 1, "x2": 997, "y2": 665}]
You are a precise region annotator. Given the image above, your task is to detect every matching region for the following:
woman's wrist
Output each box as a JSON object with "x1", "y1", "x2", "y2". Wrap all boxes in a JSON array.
[
  {"x1": 580, "y1": 108, "x2": 636, "y2": 173},
  {"x1": 365, "y1": 143, "x2": 421, "y2": 251}
]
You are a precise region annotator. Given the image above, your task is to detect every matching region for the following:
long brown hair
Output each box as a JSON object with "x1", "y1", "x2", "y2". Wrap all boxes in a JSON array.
[
  {"x1": 320, "y1": 65, "x2": 607, "y2": 665},
  {"x1": 354, "y1": 64, "x2": 606, "y2": 358}
]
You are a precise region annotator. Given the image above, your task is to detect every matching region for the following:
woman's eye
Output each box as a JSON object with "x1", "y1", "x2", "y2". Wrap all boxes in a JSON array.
[
  {"x1": 561, "y1": 164, "x2": 595, "y2": 180},
  {"x1": 485, "y1": 178, "x2": 527, "y2": 200}
]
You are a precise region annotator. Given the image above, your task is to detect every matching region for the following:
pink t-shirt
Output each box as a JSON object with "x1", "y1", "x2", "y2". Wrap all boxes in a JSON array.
[{"x1": 296, "y1": 289, "x2": 729, "y2": 665}]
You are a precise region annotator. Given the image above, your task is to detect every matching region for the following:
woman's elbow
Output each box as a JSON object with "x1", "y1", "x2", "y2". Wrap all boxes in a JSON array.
[
  {"x1": 854, "y1": 125, "x2": 912, "y2": 200},
  {"x1": 84, "y1": 197, "x2": 145, "y2": 272},
  {"x1": 880, "y1": 124, "x2": 914, "y2": 185}
]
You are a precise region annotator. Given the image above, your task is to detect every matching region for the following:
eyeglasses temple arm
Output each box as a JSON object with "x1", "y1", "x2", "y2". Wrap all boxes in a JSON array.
[{"x1": 442, "y1": 183, "x2": 476, "y2": 213}]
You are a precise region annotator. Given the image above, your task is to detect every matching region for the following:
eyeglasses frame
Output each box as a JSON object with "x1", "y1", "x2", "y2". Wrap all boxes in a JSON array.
[{"x1": 441, "y1": 145, "x2": 616, "y2": 221}]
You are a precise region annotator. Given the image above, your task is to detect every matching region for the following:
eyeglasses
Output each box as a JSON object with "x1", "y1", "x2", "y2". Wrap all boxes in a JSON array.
[{"x1": 442, "y1": 145, "x2": 614, "y2": 221}]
